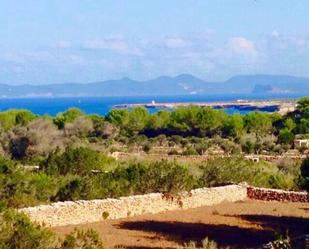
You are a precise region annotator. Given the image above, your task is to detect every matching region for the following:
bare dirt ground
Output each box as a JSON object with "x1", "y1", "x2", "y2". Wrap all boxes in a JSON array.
[{"x1": 54, "y1": 200, "x2": 309, "y2": 249}]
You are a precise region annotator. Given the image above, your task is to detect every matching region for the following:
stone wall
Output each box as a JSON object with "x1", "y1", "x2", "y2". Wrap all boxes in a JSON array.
[
  {"x1": 19, "y1": 185, "x2": 309, "y2": 228},
  {"x1": 19, "y1": 185, "x2": 247, "y2": 227},
  {"x1": 247, "y1": 186, "x2": 308, "y2": 202}
]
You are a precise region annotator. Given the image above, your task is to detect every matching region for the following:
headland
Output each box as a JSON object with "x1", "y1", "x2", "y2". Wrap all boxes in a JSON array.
[{"x1": 113, "y1": 99, "x2": 296, "y2": 114}]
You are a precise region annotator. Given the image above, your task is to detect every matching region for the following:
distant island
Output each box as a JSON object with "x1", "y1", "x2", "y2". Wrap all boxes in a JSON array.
[
  {"x1": 113, "y1": 99, "x2": 296, "y2": 115},
  {"x1": 1, "y1": 74, "x2": 309, "y2": 98}
]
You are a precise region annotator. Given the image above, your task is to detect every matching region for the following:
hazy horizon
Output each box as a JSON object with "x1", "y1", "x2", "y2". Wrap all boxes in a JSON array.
[
  {"x1": 2, "y1": 73, "x2": 309, "y2": 86},
  {"x1": 2, "y1": 0, "x2": 309, "y2": 85}
]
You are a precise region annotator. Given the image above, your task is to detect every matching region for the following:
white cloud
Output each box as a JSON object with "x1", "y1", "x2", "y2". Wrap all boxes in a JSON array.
[
  {"x1": 180, "y1": 52, "x2": 200, "y2": 59},
  {"x1": 64, "y1": 54, "x2": 86, "y2": 65},
  {"x1": 164, "y1": 36, "x2": 186, "y2": 48},
  {"x1": 84, "y1": 39, "x2": 128, "y2": 51},
  {"x1": 228, "y1": 37, "x2": 256, "y2": 55},
  {"x1": 271, "y1": 30, "x2": 280, "y2": 38},
  {"x1": 5, "y1": 31, "x2": 309, "y2": 84},
  {"x1": 83, "y1": 38, "x2": 143, "y2": 56},
  {"x1": 266, "y1": 32, "x2": 309, "y2": 52},
  {"x1": 55, "y1": 40, "x2": 72, "y2": 49}
]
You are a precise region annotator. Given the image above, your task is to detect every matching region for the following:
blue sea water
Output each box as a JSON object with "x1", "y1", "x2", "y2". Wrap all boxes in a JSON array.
[{"x1": 0, "y1": 94, "x2": 303, "y2": 116}]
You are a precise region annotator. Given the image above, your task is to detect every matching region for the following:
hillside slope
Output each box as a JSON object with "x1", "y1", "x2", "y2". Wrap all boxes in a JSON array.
[{"x1": 1, "y1": 74, "x2": 309, "y2": 97}]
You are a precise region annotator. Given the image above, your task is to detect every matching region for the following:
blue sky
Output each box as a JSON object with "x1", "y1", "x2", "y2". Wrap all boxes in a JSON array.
[{"x1": 1, "y1": 0, "x2": 309, "y2": 84}]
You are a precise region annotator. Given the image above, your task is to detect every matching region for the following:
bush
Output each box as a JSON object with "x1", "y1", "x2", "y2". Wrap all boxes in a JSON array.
[
  {"x1": 201, "y1": 237, "x2": 218, "y2": 249},
  {"x1": 10, "y1": 135, "x2": 30, "y2": 159},
  {"x1": 136, "y1": 161, "x2": 195, "y2": 194},
  {"x1": 15, "y1": 110, "x2": 37, "y2": 126},
  {"x1": 240, "y1": 134, "x2": 257, "y2": 154},
  {"x1": 102, "y1": 211, "x2": 109, "y2": 220},
  {"x1": 51, "y1": 178, "x2": 86, "y2": 202},
  {"x1": 59, "y1": 229, "x2": 104, "y2": 249},
  {"x1": 199, "y1": 158, "x2": 294, "y2": 189},
  {"x1": 276, "y1": 158, "x2": 300, "y2": 176},
  {"x1": 183, "y1": 237, "x2": 218, "y2": 249},
  {"x1": 278, "y1": 128, "x2": 294, "y2": 145},
  {"x1": 0, "y1": 109, "x2": 36, "y2": 131},
  {"x1": 0, "y1": 209, "x2": 105, "y2": 249},
  {"x1": 0, "y1": 209, "x2": 55, "y2": 249},
  {"x1": 41, "y1": 147, "x2": 112, "y2": 176},
  {"x1": 0, "y1": 165, "x2": 60, "y2": 208},
  {"x1": 299, "y1": 157, "x2": 309, "y2": 191},
  {"x1": 91, "y1": 117, "x2": 119, "y2": 139},
  {"x1": 168, "y1": 149, "x2": 179, "y2": 155},
  {"x1": 93, "y1": 160, "x2": 196, "y2": 198},
  {"x1": 143, "y1": 142, "x2": 152, "y2": 153},
  {"x1": 182, "y1": 146, "x2": 198, "y2": 156},
  {"x1": 54, "y1": 108, "x2": 84, "y2": 129},
  {"x1": 64, "y1": 117, "x2": 94, "y2": 138},
  {"x1": 0, "y1": 156, "x2": 15, "y2": 174},
  {"x1": 8, "y1": 118, "x2": 65, "y2": 160}
]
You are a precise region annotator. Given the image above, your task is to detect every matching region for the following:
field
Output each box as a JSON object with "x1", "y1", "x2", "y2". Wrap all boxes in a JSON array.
[{"x1": 54, "y1": 200, "x2": 309, "y2": 249}]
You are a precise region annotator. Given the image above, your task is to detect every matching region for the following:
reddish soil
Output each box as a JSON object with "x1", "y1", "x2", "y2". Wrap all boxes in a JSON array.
[{"x1": 53, "y1": 200, "x2": 309, "y2": 249}]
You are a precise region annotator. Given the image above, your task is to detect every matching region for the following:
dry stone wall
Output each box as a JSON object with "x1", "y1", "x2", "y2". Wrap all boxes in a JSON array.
[
  {"x1": 247, "y1": 186, "x2": 308, "y2": 202},
  {"x1": 19, "y1": 185, "x2": 309, "y2": 228},
  {"x1": 19, "y1": 185, "x2": 247, "y2": 227}
]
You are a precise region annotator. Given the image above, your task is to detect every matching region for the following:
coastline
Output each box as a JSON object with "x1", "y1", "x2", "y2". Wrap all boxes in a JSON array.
[{"x1": 113, "y1": 99, "x2": 297, "y2": 114}]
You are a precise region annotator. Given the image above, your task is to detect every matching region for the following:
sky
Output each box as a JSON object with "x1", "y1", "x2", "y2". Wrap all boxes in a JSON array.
[{"x1": 1, "y1": 0, "x2": 309, "y2": 84}]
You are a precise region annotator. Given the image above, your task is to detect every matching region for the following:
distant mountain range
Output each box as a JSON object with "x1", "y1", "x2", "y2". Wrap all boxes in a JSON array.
[{"x1": 1, "y1": 74, "x2": 309, "y2": 97}]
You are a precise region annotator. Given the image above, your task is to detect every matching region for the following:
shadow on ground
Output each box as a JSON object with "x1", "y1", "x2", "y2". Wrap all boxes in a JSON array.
[
  {"x1": 234, "y1": 215, "x2": 309, "y2": 237},
  {"x1": 117, "y1": 215, "x2": 309, "y2": 248}
]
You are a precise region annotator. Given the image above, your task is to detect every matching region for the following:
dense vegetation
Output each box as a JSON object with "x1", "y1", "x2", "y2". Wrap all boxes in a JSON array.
[
  {"x1": 0, "y1": 151, "x2": 306, "y2": 249},
  {"x1": 0, "y1": 98, "x2": 309, "y2": 162},
  {"x1": 0, "y1": 98, "x2": 308, "y2": 208},
  {"x1": 0, "y1": 209, "x2": 104, "y2": 249},
  {"x1": 0, "y1": 149, "x2": 304, "y2": 209},
  {"x1": 1, "y1": 98, "x2": 309, "y2": 248}
]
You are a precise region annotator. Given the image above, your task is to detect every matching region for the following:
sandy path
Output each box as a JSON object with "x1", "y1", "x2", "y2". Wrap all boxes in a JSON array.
[{"x1": 54, "y1": 200, "x2": 309, "y2": 248}]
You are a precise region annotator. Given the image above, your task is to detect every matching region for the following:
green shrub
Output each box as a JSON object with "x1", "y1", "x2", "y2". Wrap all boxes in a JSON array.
[
  {"x1": 201, "y1": 237, "x2": 218, "y2": 249},
  {"x1": 102, "y1": 211, "x2": 109, "y2": 220},
  {"x1": 0, "y1": 109, "x2": 36, "y2": 131},
  {"x1": 92, "y1": 160, "x2": 196, "y2": 198},
  {"x1": 183, "y1": 237, "x2": 218, "y2": 249},
  {"x1": 143, "y1": 142, "x2": 152, "y2": 153},
  {"x1": 0, "y1": 156, "x2": 60, "y2": 208},
  {"x1": 299, "y1": 157, "x2": 309, "y2": 190},
  {"x1": 199, "y1": 157, "x2": 295, "y2": 189},
  {"x1": 15, "y1": 110, "x2": 37, "y2": 126},
  {"x1": 0, "y1": 156, "x2": 15, "y2": 174},
  {"x1": 278, "y1": 128, "x2": 294, "y2": 144},
  {"x1": 135, "y1": 160, "x2": 195, "y2": 194},
  {"x1": 182, "y1": 146, "x2": 198, "y2": 156},
  {"x1": 0, "y1": 209, "x2": 105, "y2": 249},
  {"x1": 0, "y1": 209, "x2": 55, "y2": 249},
  {"x1": 58, "y1": 229, "x2": 104, "y2": 249},
  {"x1": 53, "y1": 108, "x2": 84, "y2": 129},
  {"x1": 52, "y1": 178, "x2": 85, "y2": 202},
  {"x1": 41, "y1": 147, "x2": 113, "y2": 176}
]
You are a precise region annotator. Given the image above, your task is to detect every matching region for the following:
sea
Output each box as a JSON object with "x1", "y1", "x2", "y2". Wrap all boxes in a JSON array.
[{"x1": 0, "y1": 93, "x2": 305, "y2": 116}]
